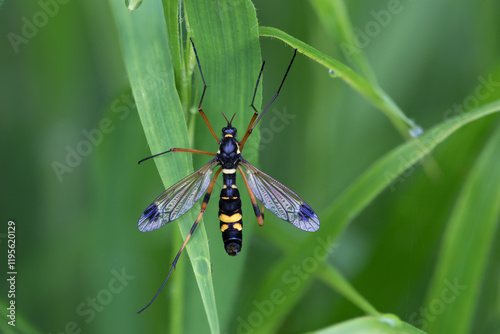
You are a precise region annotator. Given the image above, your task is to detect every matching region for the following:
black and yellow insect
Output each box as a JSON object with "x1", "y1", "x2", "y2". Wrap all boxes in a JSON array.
[{"x1": 137, "y1": 39, "x2": 319, "y2": 313}]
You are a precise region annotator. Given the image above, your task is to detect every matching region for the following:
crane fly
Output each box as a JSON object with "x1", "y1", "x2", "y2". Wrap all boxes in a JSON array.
[{"x1": 137, "y1": 38, "x2": 320, "y2": 313}]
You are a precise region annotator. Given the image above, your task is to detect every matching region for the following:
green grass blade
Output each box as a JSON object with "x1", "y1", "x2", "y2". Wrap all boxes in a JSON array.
[
  {"x1": 264, "y1": 224, "x2": 379, "y2": 316},
  {"x1": 317, "y1": 264, "x2": 380, "y2": 317},
  {"x1": 108, "y1": 1, "x2": 218, "y2": 332},
  {"x1": 159, "y1": 4, "x2": 186, "y2": 333},
  {"x1": 423, "y1": 122, "x2": 500, "y2": 333},
  {"x1": 241, "y1": 100, "x2": 500, "y2": 332},
  {"x1": 162, "y1": 0, "x2": 182, "y2": 92},
  {"x1": 309, "y1": 0, "x2": 377, "y2": 83},
  {"x1": 184, "y1": 0, "x2": 262, "y2": 140},
  {"x1": 307, "y1": 315, "x2": 426, "y2": 334},
  {"x1": 259, "y1": 25, "x2": 417, "y2": 138}
]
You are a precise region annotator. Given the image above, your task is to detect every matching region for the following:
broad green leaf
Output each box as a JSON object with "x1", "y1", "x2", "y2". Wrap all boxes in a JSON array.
[
  {"x1": 109, "y1": 0, "x2": 218, "y2": 332},
  {"x1": 259, "y1": 26, "x2": 417, "y2": 138},
  {"x1": 307, "y1": 315, "x2": 426, "y2": 334},
  {"x1": 183, "y1": 0, "x2": 262, "y2": 331},
  {"x1": 240, "y1": 99, "x2": 500, "y2": 332},
  {"x1": 424, "y1": 122, "x2": 500, "y2": 333}
]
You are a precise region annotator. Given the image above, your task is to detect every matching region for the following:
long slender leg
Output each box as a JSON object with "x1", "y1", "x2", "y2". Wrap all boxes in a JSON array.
[
  {"x1": 241, "y1": 61, "x2": 265, "y2": 144},
  {"x1": 240, "y1": 49, "x2": 298, "y2": 150},
  {"x1": 190, "y1": 38, "x2": 219, "y2": 142},
  {"x1": 237, "y1": 166, "x2": 264, "y2": 227},
  {"x1": 138, "y1": 148, "x2": 216, "y2": 165},
  {"x1": 137, "y1": 167, "x2": 223, "y2": 314}
]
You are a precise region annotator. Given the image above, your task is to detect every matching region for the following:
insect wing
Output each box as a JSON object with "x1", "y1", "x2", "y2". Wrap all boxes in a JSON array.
[
  {"x1": 240, "y1": 160, "x2": 320, "y2": 232},
  {"x1": 138, "y1": 160, "x2": 217, "y2": 232}
]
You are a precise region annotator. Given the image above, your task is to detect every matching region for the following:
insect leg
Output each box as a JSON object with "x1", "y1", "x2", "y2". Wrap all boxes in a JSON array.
[
  {"x1": 240, "y1": 49, "x2": 297, "y2": 150},
  {"x1": 240, "y1": 61, "x2": 265, "y2": 145},
  {"x1": 190, "y1": 37, "x2": 219, "y2": 142},
  {"x1": 240, "y1": 61, "x2": 265, "y2": 150},
  {"x1": 137, "y1": 167, "x2": 222, "y2": 314},
  {"x1": 237, "y1": 166, "x2": 264, "y2": 227},
  {"x1": 138, "y1": 148, "x2": 216, "y2": 165}
]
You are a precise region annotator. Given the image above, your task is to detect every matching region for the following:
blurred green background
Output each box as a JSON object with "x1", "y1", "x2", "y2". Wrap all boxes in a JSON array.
[{"x1": 1, "y1": 0, "x2": 500, "y2": 333}]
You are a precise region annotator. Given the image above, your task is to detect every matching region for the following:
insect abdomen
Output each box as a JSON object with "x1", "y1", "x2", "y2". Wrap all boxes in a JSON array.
[{"x1": 219, "y1": 172, "x2": 243, "y2": 256}]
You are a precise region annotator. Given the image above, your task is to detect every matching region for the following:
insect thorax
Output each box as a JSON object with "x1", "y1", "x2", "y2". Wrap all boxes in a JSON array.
[{"x1": 218, "y1": 126, "x2": 241, "y2": 169}]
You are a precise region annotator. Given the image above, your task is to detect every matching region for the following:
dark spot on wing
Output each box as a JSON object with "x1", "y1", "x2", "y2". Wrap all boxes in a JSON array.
[
  {"x1": 143, "y1": 203, "x2": 160, "y2": 222},
  {"x1": 298, "y1": 202, "x2": 316, "y2": 221}
]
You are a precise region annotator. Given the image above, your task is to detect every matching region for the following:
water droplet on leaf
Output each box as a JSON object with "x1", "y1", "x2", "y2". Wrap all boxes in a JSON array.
[
  {"x1": 328, "y1": 69, "x2": 338, "y2": 78},
  {"x1": 409, "y1": 125, "x2": 423, "y2": 138},
  {"x1": 125, "y1": 0, "x2": 143, "y2": 11}
]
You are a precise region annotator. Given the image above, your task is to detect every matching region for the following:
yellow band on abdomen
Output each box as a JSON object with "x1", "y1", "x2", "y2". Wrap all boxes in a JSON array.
[{"x1": 219, "y1": 213, "x2": 242, "y2": 223}]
